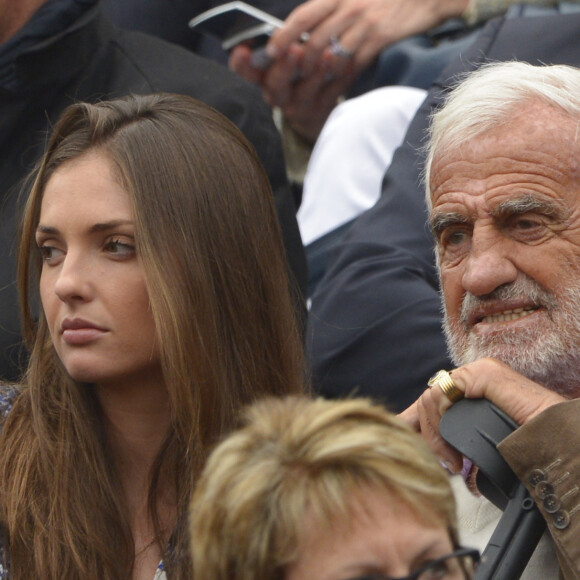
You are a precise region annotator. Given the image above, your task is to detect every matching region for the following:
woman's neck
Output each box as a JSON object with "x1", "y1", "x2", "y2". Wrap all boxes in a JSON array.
[
  {"x1": 97, "y1": 376, "x2": 171, "y2": 469},
  {"x1": 96, "y1": 376, "x2": 177, "y2": 573}
]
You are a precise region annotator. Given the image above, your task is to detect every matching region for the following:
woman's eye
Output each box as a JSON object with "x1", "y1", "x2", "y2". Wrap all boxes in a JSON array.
[
  {"x1": 104, "y1": 239, "x2": 135, "y2": 258},
  {"x1": 421, "y1": 561, "x2": 451, "y2": 580},
  {"x1": 38, "y1": 245, "x2": 64, "y2": 264}
]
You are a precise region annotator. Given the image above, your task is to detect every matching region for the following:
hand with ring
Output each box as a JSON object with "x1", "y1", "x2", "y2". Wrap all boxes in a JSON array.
[
  {"x1": 256, "y1": 0, "x2": 475, "y2": 78},
  {"x1": 229, "y1": 0, "x2": 474, "y2": 142},
  {"x1": 399, "y1": 358, "x2": 566, "y2": 473},
  {"x1": 229, "y1": 38, "x2": 357, "y2": 143},
  {"x1": 329, "y1": 36, "x2": 355, "y2": 59}
]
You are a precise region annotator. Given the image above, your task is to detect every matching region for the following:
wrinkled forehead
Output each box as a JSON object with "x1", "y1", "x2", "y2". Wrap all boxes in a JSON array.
[{"x1": 428, "y1": 104, "x2": 580, "y2": 210}]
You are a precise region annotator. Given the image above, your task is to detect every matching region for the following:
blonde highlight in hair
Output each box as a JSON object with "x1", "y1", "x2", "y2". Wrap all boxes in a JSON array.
[
  {"x1": 1, "y1": 93, "x2": 305, "y2": 579},
  {"x1": 190, "y1": 396, "x2": 457, "y2": 580}
]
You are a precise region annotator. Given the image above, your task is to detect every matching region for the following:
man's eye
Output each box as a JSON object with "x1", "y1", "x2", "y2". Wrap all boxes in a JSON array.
[
  {"x1": 514, "y1": 218, "x2": 541, "y2": 230},
  {"x1": 440, "y1": 228, "x2": 469, "y2": 248},
  {"x1": 447, "y1": 231, "x2": 466, "y2": 245}
]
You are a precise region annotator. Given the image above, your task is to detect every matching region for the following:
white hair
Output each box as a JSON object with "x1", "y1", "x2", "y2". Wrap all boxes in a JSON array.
[{"x1": 425, "y1": 61, "x2": 580, "y2": 209}]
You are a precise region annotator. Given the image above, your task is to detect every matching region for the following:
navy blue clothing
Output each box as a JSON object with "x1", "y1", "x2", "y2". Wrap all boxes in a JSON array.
[
  {"x1": 307, "y1": 11, "x2": 580, "y2": 412},
  {"x1": 101, "y1": 0, "x2": 303, "y2": 65}
]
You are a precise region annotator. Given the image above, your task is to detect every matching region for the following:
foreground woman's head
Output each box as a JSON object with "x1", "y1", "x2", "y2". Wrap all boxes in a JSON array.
[{"x1": 190, "y1": 396, "x2": 478, "y2": 580}]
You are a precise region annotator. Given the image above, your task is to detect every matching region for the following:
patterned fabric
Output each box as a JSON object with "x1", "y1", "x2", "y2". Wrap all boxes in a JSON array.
[
  {"x1": 0, "y1": 386, "x2": 17, "y2": 579},
  {"x1": 0, "y1": 387, "x2": 16, "y2": 425},
  {"x1": 154, "y1": 561, "x2": 167, "y2": 579}
]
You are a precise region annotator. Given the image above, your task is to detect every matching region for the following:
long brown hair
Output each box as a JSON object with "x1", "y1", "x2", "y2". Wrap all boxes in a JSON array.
[{"x1": 0, "y1": 93, "x2": 305, "y2": 579}]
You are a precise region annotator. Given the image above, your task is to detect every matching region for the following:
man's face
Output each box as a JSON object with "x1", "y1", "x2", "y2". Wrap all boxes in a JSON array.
[{"x1": 429, "y1": 100, "x2": 580, "y2": 395}]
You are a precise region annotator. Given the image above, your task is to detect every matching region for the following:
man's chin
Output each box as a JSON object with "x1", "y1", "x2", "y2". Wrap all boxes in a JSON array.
[
  {"x1": 449, "y1": 329, "x2": 539, "y2": 364},
  {"x1": 449, "y1": 338, "x2": 580, "y2": 397},
  {"x1": 455, "y1": 344, "x2": 528, "y2": 367}
]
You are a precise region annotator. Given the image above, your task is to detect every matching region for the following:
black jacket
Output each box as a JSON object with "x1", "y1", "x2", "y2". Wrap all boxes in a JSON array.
[
  {"x1": 101, "y1": 0, "x2": 304, "y2": 65},
  {"x1": 0, "y1": 2, "x2": 306, "y2": 380}
]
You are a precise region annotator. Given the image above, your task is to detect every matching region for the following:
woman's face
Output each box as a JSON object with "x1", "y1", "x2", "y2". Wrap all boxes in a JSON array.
[
  {"x1": 285, "y1": 486, "x2": 459, "y2": 580},
  {"x1": 37, "y1": 151, "x2": 161, "y2": 389}
]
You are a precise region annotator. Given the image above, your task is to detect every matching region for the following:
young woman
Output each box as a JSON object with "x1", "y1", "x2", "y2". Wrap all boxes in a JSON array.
[{"x1": 0, "y1": 93, "x2": 305, "y2": 580}]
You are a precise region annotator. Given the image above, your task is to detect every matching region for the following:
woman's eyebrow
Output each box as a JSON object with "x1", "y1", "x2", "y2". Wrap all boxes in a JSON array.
[
  {"x1": 88, "y1": 219, "x2": 134, "y2": 233},
  {"x1": 36, "y1": 219, "x2": 134, "y2": 235}
]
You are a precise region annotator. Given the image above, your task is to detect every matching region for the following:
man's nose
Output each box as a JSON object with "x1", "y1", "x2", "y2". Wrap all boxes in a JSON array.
[{"x1": 461, "y1": 230, "x2": 518, "y2": 296}]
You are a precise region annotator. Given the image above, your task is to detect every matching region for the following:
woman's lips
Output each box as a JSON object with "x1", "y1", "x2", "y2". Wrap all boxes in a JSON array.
[
  {"x1": 62, "y1": 327, "x2": 107, "y2": 345},
  {"x1": 61, "y1": 319, "x2": 107, "y2": 345}
]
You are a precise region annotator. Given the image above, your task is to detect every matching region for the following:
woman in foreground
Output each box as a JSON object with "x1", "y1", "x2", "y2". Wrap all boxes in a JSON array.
[
  {"x1": 190, "y1": 396, "x2": 479, "y2": 580},
  {"x1": 0, "y1": 93, "x2": 304, "y2": 579}
]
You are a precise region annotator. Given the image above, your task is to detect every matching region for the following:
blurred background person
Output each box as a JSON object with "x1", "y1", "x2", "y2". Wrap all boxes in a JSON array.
[{"x1": 229, "y1": 0, "x2": 577, "y2": 146}]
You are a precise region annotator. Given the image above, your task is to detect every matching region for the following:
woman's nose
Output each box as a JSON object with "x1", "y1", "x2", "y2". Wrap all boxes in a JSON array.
[{"x1": 53, "y1": 253, "x2": 93, "y2": 303}]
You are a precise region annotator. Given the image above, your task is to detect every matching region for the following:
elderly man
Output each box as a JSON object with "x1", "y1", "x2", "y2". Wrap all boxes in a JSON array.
[
  {"x1": 306, "y1": 10, "x2": 580, "y2": 412},
  {"x1": 401, "y1": 61, "x2": 580, "y2": 579}
]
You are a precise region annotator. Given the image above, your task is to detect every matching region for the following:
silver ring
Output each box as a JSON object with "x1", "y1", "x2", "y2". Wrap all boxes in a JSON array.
[{"x1": 329, "y1": 36, "x2": 354, "y2": 58}]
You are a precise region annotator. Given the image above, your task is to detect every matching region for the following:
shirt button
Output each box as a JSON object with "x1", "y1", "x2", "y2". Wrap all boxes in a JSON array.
[
  {"x1": 536, "y1": 481, "x2": 555, "y2": 500},
  {"x1": 553, "y1": 509, "x2": 570, "y2": 530},
  {"x1": 543, "y1": 494, "x2": 561, "y2": 514},
  {"x1": 528, "y1": 469, "x2": 546, "y2": 487}
]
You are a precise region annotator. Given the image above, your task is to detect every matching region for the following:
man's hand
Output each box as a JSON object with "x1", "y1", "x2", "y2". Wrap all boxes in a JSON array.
[
  {"x1": 264, "y1": 0, "x2": 469, "y2": 76},
  {"x1": 399, "y1": 358, "x2": 566, "y2": 473},
  {"x1": 229, "y1": 42, "x2": 356, "y2": 143}
]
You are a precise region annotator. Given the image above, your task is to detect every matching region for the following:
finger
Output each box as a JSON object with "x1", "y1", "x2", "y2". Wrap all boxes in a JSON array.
[
  {"x1": 229, "y1": 45, "x2": 266, "y2": 85},
  {"x1": 417, "y1": 390, "x2": 464, "y2": 472},
  {"x1": 398, "y1": 400, "x2": 421, "y2": 431},
  {"x1": 297, "y1": 11, "x2": 356, "y2": 74},
  {"x1": 296, "y1": 59, "x2": 355, "y2": 103},
  {"x1": 281, "y1": 64, "x2": 355, "y2": 140},
  {"x1": 335, "y1": 20, "x2": 387, "y2": 73},
  {"x1": 428, "y1": 369, "x2": 465, "y2": 409},
  {"x1": 261, "y1": 45, "x2": 304, "y2": 108},
  {"x1": 267, "y1": 0, "x2": 336, "y2": 58}
]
